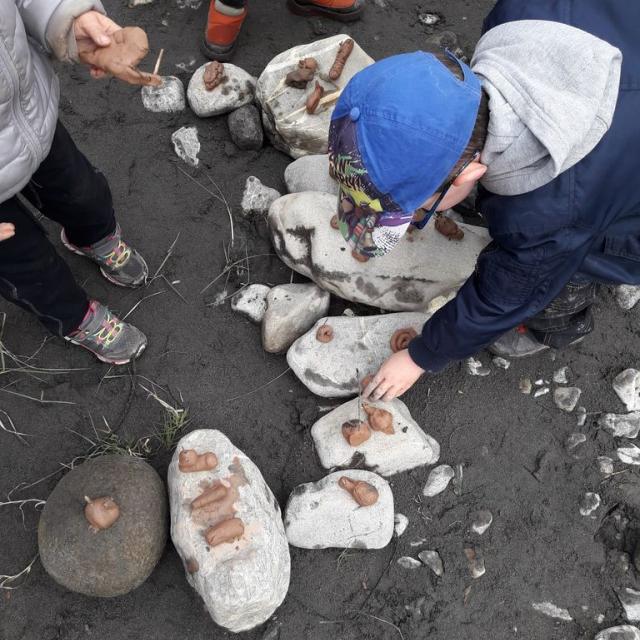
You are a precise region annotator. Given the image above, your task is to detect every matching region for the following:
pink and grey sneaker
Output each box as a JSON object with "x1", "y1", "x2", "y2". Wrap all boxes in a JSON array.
[
  {"x1": 61, "y1": 224, "x2": 148, "y2": 288},
  {"x1": 65, "y1": 300, "x2": 147, "y2": 365}
]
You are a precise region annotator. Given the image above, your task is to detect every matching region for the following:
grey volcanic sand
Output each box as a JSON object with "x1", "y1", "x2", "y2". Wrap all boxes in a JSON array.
[{"x1": 1, "y1": 2, "x2": 638, "y2": 639}]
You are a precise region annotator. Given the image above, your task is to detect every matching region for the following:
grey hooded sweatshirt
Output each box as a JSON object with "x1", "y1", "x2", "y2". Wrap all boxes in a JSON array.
[
  {"x1": 471, "y1": 20, "x2": 622, "y2": 196},
  {"x1": 0, "y1": 0, "x2": 105, "y2": 204}
]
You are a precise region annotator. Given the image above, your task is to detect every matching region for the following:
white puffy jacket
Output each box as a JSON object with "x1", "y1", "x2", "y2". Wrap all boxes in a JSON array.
[{"x1": 0, "y1": 0, "x2": 105, "y2": 203}]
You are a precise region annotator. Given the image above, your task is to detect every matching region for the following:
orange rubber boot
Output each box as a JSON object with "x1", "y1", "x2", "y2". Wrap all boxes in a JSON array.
[
  {"x1": 287, "y1": 0, "x2": 365, "y2": 22},
  {"x1": 202, "y1": 1, "x2": 247, "y2": 61}
]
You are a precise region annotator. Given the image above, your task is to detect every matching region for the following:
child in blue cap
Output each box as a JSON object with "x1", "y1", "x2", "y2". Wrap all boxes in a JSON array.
[{"x1": 328, "y1": 0, "x2": 637, "y2": 402}]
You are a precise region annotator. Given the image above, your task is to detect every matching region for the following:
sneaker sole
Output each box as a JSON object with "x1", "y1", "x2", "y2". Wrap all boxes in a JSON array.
[
  {"x1": 286, "y1": 0, "x2": 365, "y2": 21},
  {"x1": 61, "y1": 231, "x2": 148, "y2": 288},
  {"x1": 65, "y1": 336, "x2": 147, "y2": 365},
  {"x1": 201, "y1": 36, "x2": 238, "y2": 62}
]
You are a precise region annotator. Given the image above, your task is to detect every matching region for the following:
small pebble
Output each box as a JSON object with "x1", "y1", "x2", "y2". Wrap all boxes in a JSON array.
[
  {"x1": 418, "y1": 12, "x2": 440, "y2": 26},
  {"x1": 531, "y1": 601, "x2": 573, "y2": 622},
  {"x1": 452, "y1": 463, "x2": 464, "y2": 497},
  {"x1": 171, "y1": 126, "x2": 200, "y2": 167},
  {"x1": 553, "y1": 366, "x2": 571, "y2": 384},
  {"x1": 418, "y1": 550, "x2": 444, "y2": 576},
  {"x1": 597, "y1": 456, "x2": 614, "y2": 476},
  {"x1": 576, "y1": 406, "x2": 587, "y2": 427},
  {"x1": 466, "y1": 357, "x2": 490, "y2": 376},
  {"x1": 464, "y1": 545, "x2": 485, "y2": 579},
  {"x1": 394, "y1": 513, "x2": 409, "y2": 537},
  {"x1": 423, "y1": 465, "x2": 455, "y2": 497},
  {"x1": 618, "y1": 444, "x2": 640, "y2": 465},
  {"x1": 471, "y1": 510, "x2": 493, "y2": 535},
  {"x1": 579, "y1": 492, "x2": 601, "y2": 517},
  {"x1": 397, "y1": 556, "x2": 422, "y2": 570},
  {"x1": 535, "y1": 379, "x2": 545, "y2": 386},
  {"x1": 554, "y1": 387, "x2": 582, "y2": 412},
  {"x1": 565, "y1": 433, "x2": 587, "y2": 451},
  {"x1": 493, "y1": 357, "x2": 510, "y2": 370},
  {"x1": 534, "y1": 387, "x2": 550, "y2": 398},
  {"x1": 519, "y1": 378, "x2": 532, "y2": 395}
]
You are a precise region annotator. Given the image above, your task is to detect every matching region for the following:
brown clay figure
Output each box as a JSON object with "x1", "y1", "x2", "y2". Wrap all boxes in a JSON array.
[
  {"x1": 435, "y1": 215, "x2": 465, "y2": 241},
  {"x1": 204, "y1": 517, "x2": 245, "y2": 547},
  {"x1": 330, "y1": 214, "x2": 340, "y2": 230},
  {"x1": 329, "y1": 39, "x2": 355, "y2": 81},
  {"x1": 351, "y1": 250, "x2": 369, "y2": 263},
  {"x1": 338, "y1": 476, "x2": 379, "y2": 507},
  {"x1": 179, "y1": 449, "x2": 219, "y2": 473},
  {"x1": 316, "y1": 324, "x2": 334, "y2": 343},
  {"x1": 341, "y1": 420, "x2": 371, "y2": 447},
  {"x1": 204, "y1": 61, "x2": 226, "y2": 91},
  {"x1": 390, "y1": 327, "x2": 418, "y2": 352},
  {"x1": 84, "y1": 496, "x2": 120, "y2": 533},
  {"x1": 78, "y1": 27, "x2": 160, "y2": 87},
  {"x1": 362, "y1": 404, "x2": 395, "y2": 435},
  {"x1": 191, "y1": 483, "x2": 228, "y2": 510},
  {"x1": 285, "y1": 57, "x2": 318, "y2": 89},
  {"x1": 306, "y1": 81, "x2": 324, "y2": 114}
]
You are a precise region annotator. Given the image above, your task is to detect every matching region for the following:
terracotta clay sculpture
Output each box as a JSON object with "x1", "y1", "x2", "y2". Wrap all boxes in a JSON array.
[
  {"x1": 84, "y1": 496, "x2": 120, "y2": 533},
  {"x1": 185, "y1": 558, "x2": 199, "y2": 574},
  {"x1": 435, "y1": 215, "x2": 465, "y2": 241},
  {"x1": 316, "y1": 324, "x2": 334, "y2": 343},
  {"x1": 285, "y1": 58, "x2": 318, "y2": 89},
  {"x1": 179, "y1": 449, "x2": 219, "y2": 473},
  {"x1": 341, "y1": 419, "x2": 371, "y2": 447},
  {"x1": 362, "y1": 404, "x2": 395, "y2": 435},
  {"x1": 338, "y1": 476, "x2": 379, "y2": 506},
  {"x1": 306, "y1": 81, "x2": 324, "y2": 114},
  {"x1": 78, "y1": 27, "x2": 160, "y2": 87},
  {"x1": 329, "y1": 39, "x2": 355, "y2": 81},
  {"x1": 330, "y1": 214, "x2": 339, "y2": 230},
  {"x1": 390, "y1": 327, "x2": 418, "y2": 353},
  {"x1": 191, "y1": 483, "x2": 228, "y2": 510},
  {"x1": 204, "y1": 61, "x2": 226, "y2": 91},
  {"x1": 204, "y1": 517, "x2": 245, "y2": 547},
  {"x1": 351, "y1": 250, "x2": 369, "y2": 263}
]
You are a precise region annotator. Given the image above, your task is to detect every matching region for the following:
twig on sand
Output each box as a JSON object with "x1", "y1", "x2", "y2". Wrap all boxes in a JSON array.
[
  {"x1": 161, "y1": 275, "x2": 188, "y2": 303},
  {"x1": 0, "y1": 387, "x2": 76, "y2": 405},
  {"x1": 122, "y1": 290, "x2": 167, "y2": 321},
  {"x1": 0, "y1": 409, "x2": 31, "y2": 445},
  {"x1": 150, "y1": 232, "x2": 180, "y2": 283},
  {"x1": 200, "y1": 253, "x2": 275, "y2": 294},
  {"x1": 0, "y1": 498, "x2": 46, "y2": 528},
  {"x1": 226, "y1": 367, "x2": 291, "y2": 403},
  {"x1": 153, "y1": 48, "x2": 164, "y2": 76},
  {"x1": 0, "y1": 554, "x2": 39, "y2": 590}
]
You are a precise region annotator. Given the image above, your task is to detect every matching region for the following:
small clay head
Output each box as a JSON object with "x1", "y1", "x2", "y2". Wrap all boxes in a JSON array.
[
  {"x1": 84, "y1": 496, "x2": 120, "y2": 532},
  {"x1": 341, "y1": 420, "x2": 371, "y2": 447},
  {"x1": 204, "y1": 61, "x2": 226, "y2": 90},
  {"x1": 316, "y1": 324, "x2": 334, "y2": 343},
  {"x1": 204, "y1": 517, "x2": 245, "y2": 547},
  {"x1": 435, "y1": 215, "x2": 464, "y2": 241},
  {"x1": 338, "y1": 476, "x2": 379, "y2": 507},
  {"x1": 299, "y1": 57, "x2": 318, "y2": 72},
  {"x1": 179, "y1": 449, "x2": 218, "y2": 473},
  {"x1": 390, "y1": 327, "x2": 418, "y2": 352},
  {"x1": 362, "y1": 404, "x2": 395, "y2": 434}
]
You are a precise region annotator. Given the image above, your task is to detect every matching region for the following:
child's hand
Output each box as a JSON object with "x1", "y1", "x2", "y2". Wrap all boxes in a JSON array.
[
  {"x1": 362, "y1": 350, "x2": 424, "y2": 402},
  {"x1": 74, "y1": 11, "x2": 121, "y2": 79},
  {"x1": 0, "y1": 223, "x2": 15, "y2": 241}
]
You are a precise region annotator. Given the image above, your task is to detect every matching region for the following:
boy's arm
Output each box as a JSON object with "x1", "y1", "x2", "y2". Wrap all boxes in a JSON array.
[{"x1": 15, "y1": 0, "x2": 105, "y2": 61}]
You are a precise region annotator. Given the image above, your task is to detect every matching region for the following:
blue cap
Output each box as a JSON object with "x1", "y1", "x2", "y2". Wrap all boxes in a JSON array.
[{"x1": 328, "y1": 51, "x2": 481, "y2": 258}]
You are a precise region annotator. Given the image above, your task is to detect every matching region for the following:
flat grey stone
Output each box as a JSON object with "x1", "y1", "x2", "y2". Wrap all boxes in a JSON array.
[
  {"x1": 423, "y1": 465, "x2": 455, "y2": 497},
  {"x1": 231, "y1": 284, "x2": 271, "y2": 323},
  {"x1": 284, "y1": 470, "x2": 393, "y2": 549},
  {"x1": 554, "y1": 387, "x2": 582, "y2": 412},
  {"x1": 269, "y1": 192, "x2": 489, "y2": 311},
  {"x1": 397, "y1": 556, "x2": 422, "y2": 569},
  {"x1": 531, "y1": 601, "x2": 573, "y2": 622},
  {"x1": 580, "y1": 492, "x2": 601, "y2": 517},
  {"x1": 618, "y1": 589, "x2": 640, "y2": 622},
  {"x1": 168, "y1": 429, "x2": 290, "y2": 633},
  {"x1": 596, "y1": 627, "x2": 640, "y2": 640},
  {"x1": 311, "y1": 397, "x2": 440, "y2": 476},
  {"x1": 616, "y1": 285, "x2": 640, "y2": 311},
  {"x1": 614, "y1": 369, "x2": 640, "y2": 412},
  {"x1": 188, "y1": 63, "x2": 256, "y2": 117},
  {"x1": 600, "y1": 412, "x2": 640, "y2": 438},
  {"x1": 284, "y1": 155, "x2": 339, "y2": 195},
  {"x1": 141, "y1": 76, "x2": 185, "y2": 112},
  {"x1": 418, "y1": 549, "x2": 444, "y2": 576},
  {"x1": 171, "y1": 126, "x2": 200, "y2": 167},
  {"x1": 228, "y1": 105, "x2": 263, "y2": 151},
  {"x1": 38, "y1": 455, "x2": 166, "y2": 597},
  {"x1": 241, "y1": 176, "x2": 281, "y2": 218},
  {"x1": 262, "y1": 284, "x2": 330, "y2": 353}
]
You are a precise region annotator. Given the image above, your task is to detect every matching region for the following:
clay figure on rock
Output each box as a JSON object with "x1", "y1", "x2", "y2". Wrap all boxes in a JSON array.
[
  {"x1": 179, "y1": 449, "x2": 219, "y2": 473},
  {"x1": 84, "y1": 496, "x2": 120, "y2": 533}
]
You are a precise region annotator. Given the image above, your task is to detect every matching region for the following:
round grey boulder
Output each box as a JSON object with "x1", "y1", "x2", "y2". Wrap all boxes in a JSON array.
[{"x1": 38, "y1": 455, "x2": 167, "y2": 597}]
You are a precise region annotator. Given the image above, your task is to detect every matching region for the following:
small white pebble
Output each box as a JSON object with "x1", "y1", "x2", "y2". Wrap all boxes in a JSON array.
[
  {"x1": 534, "y1": 387, "x2": 550, "y2": 398},
  {"x1": 394, "y1": 513, "x2": 409, "y2": 537},
  {"x1": 519, "y1": 378, "x2": 532, "y2": 395},
  {"x1": 579, "y1": 492, "x2": 601, "y2": 517},
  {"x1": 493, "y1": 357, "x2": 510, "y2": 370},
  {"x1": 597, "y1": 456, "x2": 614, "y2": 476},
  {"x1": 397, "y1": 556, "x2": 422, "y2": 570}
]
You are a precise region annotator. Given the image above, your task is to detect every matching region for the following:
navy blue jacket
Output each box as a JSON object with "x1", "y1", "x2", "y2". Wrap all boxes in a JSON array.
[{"x1": 410, "y1": 0, "x2": 640, "y2": 372}]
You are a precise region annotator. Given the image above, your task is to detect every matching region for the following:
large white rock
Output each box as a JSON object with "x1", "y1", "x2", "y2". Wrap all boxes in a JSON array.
[
  {"x1": 168, "y1": 429, "x2": 290, "y2": 633},
  {"x1": 599, "y1": 413, "x2": 640, "y2": 439},
  {"x1": 188, "y1": 63, "x2": 256, "y2": 118},
  {"x1": 616, "y1": 285, "x2": 640, "y2": 311},
  {"x1": 310, "y1": 397, "x2": 439, "y2": 476},
  {"x1": 285, "y1": 154, "x2": 339, "y2": 196},
  {"x1": 287, "y1": 312, "x2": 430, "y2": 397},
  {"x1": 256, "y1": 36, "x2": 374, "y2": 158},
  {"x1": 141, "y1": 76, "x2": 185, "y2": 112},
  {"x1": 614, "y1": 369, "x2": 640, "y2": 412},
  {"x1": 284, "y1": 470, "x2": 393, "y2": 549},
  {"x1": 262, "y1": 283, "x2": 330, "y2": 353},
  {"x1": 269, "y1": 192, "x2": 490, "y2": 311},
  {"x1": 596, "y1": 626, "x2": 640, "y2": 640}
]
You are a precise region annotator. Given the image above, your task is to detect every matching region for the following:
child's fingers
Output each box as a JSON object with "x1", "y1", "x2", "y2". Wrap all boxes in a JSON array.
[{"x1": 0, "y1": 223, "x2": 15, "y2": 241}]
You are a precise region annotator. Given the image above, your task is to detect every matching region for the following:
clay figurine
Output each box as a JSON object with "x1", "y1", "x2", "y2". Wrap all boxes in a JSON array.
[
  {"x1": 351, "y1": 250, "x2": 369, "y2": 263},
  {"x1": 435, "y1": 215, "x2": 464, "y2": 241},
  {"x1": 84, "y1": 496, "x2": 120, "y2": 533},
  {"x1": 285, "y1": 58, "x2": 318, "y2": 89},
  {"x1": 341, "y1": 420, "x2": 371, "y2": 447},
  {"x1": 78, "y1": 27, "x2": 160, "y2": 87},
  {"x1": 204, "y1": 61, "x2": 226, "y2": 91},
  {"x1": 338, "y1": 476, "x2": 379, "y2": 507},
  {"x1": 329, "y1": 39, "x2": 355, "y2": 81},
  {"x1": 362, "y1": 404, "x2": 395, "y2": 435},
  {"x1": 191, "y1": 483, "x2": 228, "y2": 510},
  {"x1": 316, "y1": 324, "x2": 334, "y2": 343},
  {"x1": 330, "y1": 214, "x2": 339, "y2": 230},
  {"x1": 204, "y1": 517, "x2": 245, "y2": 547},
  {"x1": 306, "y1": 81, "x2": 324, "y2": 114},
  {"x1": 179, "y1": 449, "x2": 219, "y2": 473},
  {"x1": 390, "y1": 327, "x2": 418, "y2": 352}
]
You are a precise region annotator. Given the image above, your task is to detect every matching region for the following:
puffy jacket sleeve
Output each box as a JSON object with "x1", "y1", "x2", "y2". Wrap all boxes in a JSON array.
[
  {"x1": 408, "y1": 209, "x2": 596, "y2": 373},
  {"x1": 15, "y1": 0, "x2": 106, "y2": 62}
]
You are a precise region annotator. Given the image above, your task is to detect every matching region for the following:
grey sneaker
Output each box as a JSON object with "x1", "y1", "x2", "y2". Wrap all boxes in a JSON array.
[
  {"x1": 488, "y1": 325, "x2": 550, "y2": 358},
  {"x1": 65, "y1": 300, "x2": 147, "y2": 365},
  {"x1": 61, "y1": 224, "x2": 148, "y2": 288}
]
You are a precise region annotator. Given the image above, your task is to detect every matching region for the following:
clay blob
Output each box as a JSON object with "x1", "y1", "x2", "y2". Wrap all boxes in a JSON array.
[
  {"x1": 341, "y1": 420, "x2": 371, "y2": 447},
  {"x1": 435, "y1": 216, "x2": 464, "y2": 241},
  {"x1": 204, "y1": 61, "x2": 226, "y2": 91},
  {"x1": 285, "y1": 58, "x2": 318, "y2": 89},
  {"x1": 362, "y1": 404, "x2": 395, "y2": 435},
  {"x1": 329, "y1": 39, "x2": 355, "y2": 81},
  {"x1": 185, "y1": 557, "x2": 199, "y2": 574},
  {"x1": 338, "y1": 476, "x2": 379, "y2": 507},
  {"x1": 306, "y1": 81, "x2": 324, "y2": 114},
  {"x1": 204, "y1": 517, "x2": 245, "y2": 547},
  {"x1": 390, "y1": 327, "x2": 418, "y2": 352},
  {"x1": 84, "y1": 496, "x2": 120, "y2": 533},
  {"x1": 330, "y1": 214, "x2": 339, "y2": 230},
  {"x1": 179, "y1": 449, "x2": 219, "y2": 473},
  {"x1": 316, "y1": 324, "x2": 334, "y2": 343},
  {"x1": 191, "y1": 483, "x2": 228, "y2": 511},
  {"x1": 351, "y1": 250, "x2": 369, "y2": 263},
  {"x1": 78, "y1": 27, "x2": 160, "y2": 87}
]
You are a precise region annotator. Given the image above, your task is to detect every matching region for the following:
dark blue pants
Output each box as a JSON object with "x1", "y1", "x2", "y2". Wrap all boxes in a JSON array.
[{"x1": 0, "y1": 121, "x2": 116, "y2": 336}]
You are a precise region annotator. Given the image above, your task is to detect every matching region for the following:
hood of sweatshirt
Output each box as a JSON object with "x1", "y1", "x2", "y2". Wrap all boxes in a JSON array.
[{"x1": 471, "y1": 20, "x2": 622, "y2": 196}]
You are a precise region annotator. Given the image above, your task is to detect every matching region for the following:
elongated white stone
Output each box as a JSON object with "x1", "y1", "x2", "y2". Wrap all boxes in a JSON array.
[
  {"x1": 423, "y1": 465, "x2": 455, "y2": 497},
  {"x1": 532, "y1": 601, "x2": 573, "y2": 622},
  {"x1": 614, "y1": 370, "x2": 640, "y2": 412},
  {"x1": 596, "y1": 626, "x2": 640, "y2": 640}
]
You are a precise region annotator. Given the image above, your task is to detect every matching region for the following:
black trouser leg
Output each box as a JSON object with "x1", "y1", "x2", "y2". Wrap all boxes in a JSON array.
[
  {"x1": 526, "y1": 281, "x2": 598, "y2": 349},
  {"x1": 0, "y1": 198, "x2": 88, "y2": 336}
]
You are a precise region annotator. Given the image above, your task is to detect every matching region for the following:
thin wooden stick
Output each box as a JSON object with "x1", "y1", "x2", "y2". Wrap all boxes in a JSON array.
[{"x1": 153, "y1": 48, "x2": 164, "y2": 76}]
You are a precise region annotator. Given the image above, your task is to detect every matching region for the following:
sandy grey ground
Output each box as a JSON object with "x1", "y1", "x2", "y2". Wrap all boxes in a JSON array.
[{"x1": 1, "y1": 1, "x2": 639, "y2": 639}]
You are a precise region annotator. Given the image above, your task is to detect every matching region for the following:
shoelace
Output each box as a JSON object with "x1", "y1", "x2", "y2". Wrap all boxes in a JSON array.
[
  {"x1": 103, "y1": 240, "x2": 132, "y2": 269},
  {"x1": 92, "y1": 311, "x2": 123, "y2": 346}
]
